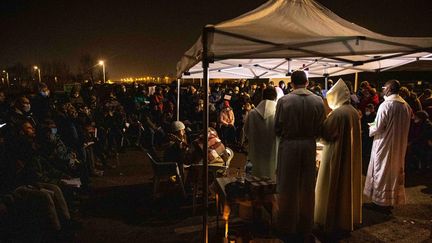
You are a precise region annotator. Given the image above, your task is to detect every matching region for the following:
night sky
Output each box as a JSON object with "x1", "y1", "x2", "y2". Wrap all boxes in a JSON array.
[{"x1": 1, "y1": 0, "x2": 431, "y2": 80}]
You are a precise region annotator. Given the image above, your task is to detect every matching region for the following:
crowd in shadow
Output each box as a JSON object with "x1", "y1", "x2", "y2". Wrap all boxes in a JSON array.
[{"x1": 0, "y1": 77, "x2": 431, "y2": 242}]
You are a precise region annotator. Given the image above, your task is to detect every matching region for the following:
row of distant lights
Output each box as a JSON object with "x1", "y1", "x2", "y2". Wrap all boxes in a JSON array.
[{"x1": 120, "y1": 76, "x2": 171, "y2": 82}]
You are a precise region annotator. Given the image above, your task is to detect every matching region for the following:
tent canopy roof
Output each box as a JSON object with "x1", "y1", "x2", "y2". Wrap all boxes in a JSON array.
[{"x1": 177, "y1": 0, "x2": 432, "y2": 78}]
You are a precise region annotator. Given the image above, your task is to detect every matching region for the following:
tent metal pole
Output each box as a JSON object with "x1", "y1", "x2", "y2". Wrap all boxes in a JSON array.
[
  {"x1": 324, "y1": 65, "x2": 329, "y2": 93},
  {"x1": 202, "y1": 25, "x2": 211, "y2": 243},
  {"x1": 324, "y1": 74, "x2": 328, "y2": 93},
  {"x1": 177, "y1": 78, "x2": 180, "y2": 121},
  {"x1": 354, "y1": 72, "x2": 358, "y2": 93}
]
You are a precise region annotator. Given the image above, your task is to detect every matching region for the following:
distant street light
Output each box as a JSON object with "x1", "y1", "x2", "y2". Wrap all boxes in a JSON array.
[
  {"x1": 2, "y1": 70, "x2": 9, "y2": 86},
  {"x1": 98, "y1": 60, "x2": 106, "y2": 83},
  {"x1": 33, "y1": 66, "x2": 41, "y2": 83}
]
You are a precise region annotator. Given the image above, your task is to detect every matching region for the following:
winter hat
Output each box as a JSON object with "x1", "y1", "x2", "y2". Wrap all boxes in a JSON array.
[
  {"x1": 171, "y1": 121, "x2": 185, "y2": 132},
  {"x1": 224, "y1": 100, "x2": 230, "y2": 107}
]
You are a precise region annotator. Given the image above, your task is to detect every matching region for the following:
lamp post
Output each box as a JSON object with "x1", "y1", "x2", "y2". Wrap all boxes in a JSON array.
[
  {"x1": 33, "y1": 66, "x2": 41, "y2": 83},
  {"x1": 2, "y1": 70, "x2": 8, "y2": 86},
  {"x1": 98, "y1": 60, "x2": 106, "y2": 83}
]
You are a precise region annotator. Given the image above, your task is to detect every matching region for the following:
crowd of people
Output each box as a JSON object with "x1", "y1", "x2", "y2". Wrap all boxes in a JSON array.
[
  {"x1": 0, "y1": 72, "x2": 431, "y2": 241},
  {"x1": 0, "y1": 79, "x2": 288, "y2": 241}
]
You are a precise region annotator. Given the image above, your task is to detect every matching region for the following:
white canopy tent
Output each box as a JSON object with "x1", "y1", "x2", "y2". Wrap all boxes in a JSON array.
[
  {"x1": 177, "y1": 0, "x2": 432, "y2": 79},
  {"x1": 176, "y1": 0, "x2": 432, "y2": 241},
  {"x1": 180, "y1": 53, "x2": 432, "y2": 79}
]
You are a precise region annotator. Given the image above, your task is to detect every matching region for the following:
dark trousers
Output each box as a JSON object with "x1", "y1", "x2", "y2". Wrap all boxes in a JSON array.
[{"x1": 220, "y1": 125, "x2": 236, "y2": 146}]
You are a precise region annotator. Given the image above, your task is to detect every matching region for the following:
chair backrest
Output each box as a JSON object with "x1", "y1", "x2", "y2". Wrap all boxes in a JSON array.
[
  {"x1": 146, "y1": 150, "x2": 178, "y2": 177},
  {"x1": 146, "y1": 152, "x2": 159, "y2": 170},
  {"x1": 224, "y1": 147, "x2": 234, "y2": 167}
]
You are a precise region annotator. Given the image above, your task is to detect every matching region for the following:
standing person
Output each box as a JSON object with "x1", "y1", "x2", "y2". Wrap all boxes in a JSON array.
[
  {"x1": 314, "y1": 79, "x2": 362, "y2": 237},
  {"x1": 238, "y1": 101, "x2": 253, "y2": 151},
  {"x1": 278, "y1": 80, "x2": 288, "y2": 95},
  {"x1": 275, "y1": 70, "x2": 325, "y2": 242},
  {"x1": 406, "y1": 111, "x2": 432, "y2": 170},
  {"x1": 358, "y1": 84, "x2": 380, "y2": 114},
  {"x1": 419, "y1": 89, "x2": 432, "y2": 109},
  {"x1": 364, "y1": 80, "x2": 411, "y2": 212},
  {"x1": 244, "y1": 87, "x2": 278, "y2": 180},
  {"x1": 274, "y1": 82, "x2": 285, "y2": 101},
  {"x1": 252, "y1": 82, "x2": 266, "y2": 107},
  {"x1": 361, "y1": 103, "x2": 376, "y2": 168},
  {"x1": 400, "y1": 86, "x2": 422, "y2": 113}
]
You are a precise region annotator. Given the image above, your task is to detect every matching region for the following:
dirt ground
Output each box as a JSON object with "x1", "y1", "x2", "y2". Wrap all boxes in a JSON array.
[{"x1": 73, "y1": 148, "x2": 432, "y2": 243}]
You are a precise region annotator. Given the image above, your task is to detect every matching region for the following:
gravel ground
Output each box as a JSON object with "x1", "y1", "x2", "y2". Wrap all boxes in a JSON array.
[{"x1": 73, "y1": 148, "x2": 432, "y2": 243}]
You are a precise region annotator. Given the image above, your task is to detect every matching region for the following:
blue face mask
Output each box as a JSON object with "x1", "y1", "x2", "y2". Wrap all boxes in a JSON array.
[{"x1": 51, "y1": 128, "x2": 57, "y2": 135}]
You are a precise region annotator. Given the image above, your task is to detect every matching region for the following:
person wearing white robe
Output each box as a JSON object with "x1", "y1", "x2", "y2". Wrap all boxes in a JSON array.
[
  {"x1": 275, "y1": 86, "x2": 285, "y2": 102},
  {"x1": 314, "y1": 79, "x2": 362, "y2": 233},
  {"x1": 274, "y1": 71, "x2": 325, "y2": 240},
  {"x1": 364, "y1": 80, "x2": 411, "y2": 207},
  {"x1": 244, "y1": 87, "x2": 278, "y2": 180}
]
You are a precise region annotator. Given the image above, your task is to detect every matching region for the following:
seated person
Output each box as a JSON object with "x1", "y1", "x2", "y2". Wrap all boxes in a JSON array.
[
  {"x1": 36, "y1": 119, "x2": 79, "y2": 176},
  {"x1": 191, "y1": 127, "x2": 232, "y2": 166},
  {"x1": 6, "y1": 121, "x2": 75, "y2": 236},
  {"x1": 219, "y1": 101, "x2": 236, "y2": 146},
  {"x1": 164, "y1": 121, "x2": 190, "y2": 179}
]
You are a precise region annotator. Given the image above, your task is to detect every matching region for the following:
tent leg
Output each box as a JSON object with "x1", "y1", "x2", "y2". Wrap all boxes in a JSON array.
[
  {"x1": 354, "y1": 72, "x2": 358, "y2": 93},
  {"x1": 177, "y1": 78, "x2": 181, "y2": 121},
  {"x1": 202, "y1": 26, "x2": 210, "y2": 243},
  {"x1": 324, "y1": 75, "x2": 328, "y2": 94}
]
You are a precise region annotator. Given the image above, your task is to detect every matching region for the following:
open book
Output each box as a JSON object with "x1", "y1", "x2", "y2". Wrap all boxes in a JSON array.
[{"x1": 60, "y1": 178, "x2": 82, "y2": 188}]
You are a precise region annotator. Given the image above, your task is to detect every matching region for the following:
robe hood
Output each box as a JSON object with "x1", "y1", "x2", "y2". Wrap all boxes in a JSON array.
[
  {"x1": 255, "y1": 99, "x2": 277, "y2": 119},
  {"x1": 326, "y1": 78, "x2": 350, "y2": 110},
  {"x1": 384, "y1": 94, "x2": 407, "y2": 104}
]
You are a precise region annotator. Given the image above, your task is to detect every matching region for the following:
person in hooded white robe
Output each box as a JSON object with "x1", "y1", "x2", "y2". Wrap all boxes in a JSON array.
[
  {"x1": 244, "y1": 87, "x2": 279, "y2": 180},
  {"x1": 314, "y1": 79, "x2": 362, "y2": 233},
  {"x1": 275, "y1": 85, "x2": 285, "y2": 102},
  {"x1": 274, "y1": 71, "x2": 325, "y2": 237},
  {"x1": 364, "y1": 80, "x2": 411, "y2": 207}
]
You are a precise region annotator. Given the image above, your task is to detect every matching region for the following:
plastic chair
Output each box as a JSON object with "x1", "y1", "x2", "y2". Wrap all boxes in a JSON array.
[{"x1": 145, "y1": 151, "x2": 186, "y2": 199}]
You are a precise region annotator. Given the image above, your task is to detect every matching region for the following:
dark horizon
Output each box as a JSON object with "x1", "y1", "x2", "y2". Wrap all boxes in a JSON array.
[{"x1": 1, "y1": 0, "x2": 431, "y2": 80}]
